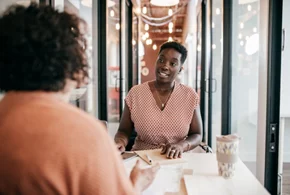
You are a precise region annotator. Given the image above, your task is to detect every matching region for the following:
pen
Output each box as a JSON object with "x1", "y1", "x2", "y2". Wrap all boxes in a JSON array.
[{"x1": 146, "y1": 154, "x2": 153, "y2": 164}]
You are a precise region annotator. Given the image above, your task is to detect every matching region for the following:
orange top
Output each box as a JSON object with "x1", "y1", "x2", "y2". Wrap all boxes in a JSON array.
[{"x1": 0, "y1": 92, "x2": 136, "y2": 195}]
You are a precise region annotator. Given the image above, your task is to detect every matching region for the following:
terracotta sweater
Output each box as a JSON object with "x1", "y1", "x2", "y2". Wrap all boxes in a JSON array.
[{"x1": 0, "y1": 92, "x2": 136, "y2": 195}]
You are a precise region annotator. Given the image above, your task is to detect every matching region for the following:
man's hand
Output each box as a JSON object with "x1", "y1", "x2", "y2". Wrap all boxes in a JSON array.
[{"x1": 130, "y1": 160, "x2": 160, "y2": 193}]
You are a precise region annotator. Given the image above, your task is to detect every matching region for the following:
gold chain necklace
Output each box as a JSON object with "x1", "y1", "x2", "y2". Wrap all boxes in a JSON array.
[{"x1": 155, "y1": 82, "x2": 175, "y2": 110}]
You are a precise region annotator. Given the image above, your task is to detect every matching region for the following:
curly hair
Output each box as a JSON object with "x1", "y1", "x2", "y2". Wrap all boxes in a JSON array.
[
  {"x1": 0, "y1": 3, "x2": 89, "y2": 92},
  {"x1": 159, "y1": 41, "x2": 188, "y2": 64}
]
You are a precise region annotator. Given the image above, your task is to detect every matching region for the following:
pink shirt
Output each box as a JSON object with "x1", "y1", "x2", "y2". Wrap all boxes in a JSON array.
[{"x1": 126, "y1": 81, "x2": 199, "y2": 150}]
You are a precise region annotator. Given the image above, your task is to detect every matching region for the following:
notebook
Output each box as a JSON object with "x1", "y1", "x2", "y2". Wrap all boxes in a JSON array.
[{"x1": 134, "y1": 149, "x2": 187, "y2": 165}]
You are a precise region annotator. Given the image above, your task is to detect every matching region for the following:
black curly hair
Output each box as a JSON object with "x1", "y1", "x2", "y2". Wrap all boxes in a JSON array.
[
  {"x1": 0, "y1": 3, "x2": 89, "y2": 92},
  {"x1": 159, "y1": 41, "x2": 188, "y2": 64}
]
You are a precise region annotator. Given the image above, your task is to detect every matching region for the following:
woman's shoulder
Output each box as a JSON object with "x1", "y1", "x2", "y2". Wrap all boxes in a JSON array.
[
  {"x1": 128, "y1": 81, "x2": 150, "y2": 94},
  {"x1": 176, "y1": 83, "x2": 198, "y2": 96}
]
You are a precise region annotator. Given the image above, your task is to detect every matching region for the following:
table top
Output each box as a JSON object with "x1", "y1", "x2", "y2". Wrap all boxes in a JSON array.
[{"x1": 124, "y1": 153, "x2": 270, "y2": 195}]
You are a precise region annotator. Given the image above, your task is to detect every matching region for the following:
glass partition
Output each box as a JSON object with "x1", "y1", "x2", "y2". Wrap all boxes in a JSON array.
[
  {"x1": 210, "y1": 0, "x2": 222, "y2": 151},
  {"x1": 231, "y1": 0, "x2": 260, "y2": 175}
]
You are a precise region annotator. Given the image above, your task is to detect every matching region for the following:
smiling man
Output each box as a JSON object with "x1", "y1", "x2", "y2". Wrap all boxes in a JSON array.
[{"x1": 114, "y1": 41, "x2": 203, "y2": 159}]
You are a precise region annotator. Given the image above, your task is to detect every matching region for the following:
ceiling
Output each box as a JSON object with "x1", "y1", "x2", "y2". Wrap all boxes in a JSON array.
[{"x1": 138, "y1": 0, "x2": 190, "y2": 42}]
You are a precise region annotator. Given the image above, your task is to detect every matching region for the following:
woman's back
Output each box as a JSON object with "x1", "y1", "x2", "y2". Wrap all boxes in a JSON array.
[{"x1": 0, "y1": 92, "x2": 135, "y2": 195}]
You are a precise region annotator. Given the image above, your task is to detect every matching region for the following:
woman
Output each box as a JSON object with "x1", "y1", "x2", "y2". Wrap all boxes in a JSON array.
[
  {"x1": 0, "y1": 4, "x2": 159, "y2": 195},
  {"x1": 115, "y1": 41, "x2": 203, "y2": 159}
]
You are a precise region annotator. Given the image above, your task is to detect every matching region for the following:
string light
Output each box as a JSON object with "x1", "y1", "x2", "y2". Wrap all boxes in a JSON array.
[
  {"x1": 197, "y1": 44, "x2": 201, "y2": 52},
  {"x1": 142, "y1": 6, "x2": 147, "y2": 14},
  {"x1": 240, "y1": 22, "x2": 244, "y2": 29},
  {"x1": 212, "y1": 22, "x2": 215, "y2": 28},
  {"x1": 238, "y1": 33, "x2": 242, "y2": 39},
  {"x1": 240, "y1": 40, "x2": 244, "y2": 46},
  {"x1": 110, "y1": 10, "x2": 115, "y2": 17},
  {"x1": 145, "y1": 24, "x2": 149, "y2": 31},
  {"x1": 216, "y1": 8, "x2": 220, "y2": 15},
  {"x1": 132, "y1": 39, "x2": 136, "y2": 45},
  {"x1": 145, "y1": 32, "x2": 149, "y2": 38},
  {"x1": 169, "y1": 28, "x2": 173, "y2": 33},
  {"x1": 212, "y1": 44, "x2": 216, "y2": 49},
  {"x1": 247, "y1": 5, "x2": 252, "y2": 11},
  {"x1": 148, "y1": 39, "x2": 152, "y2": 44},
  {"x1": 253, "y1": 27, "x2": 257, "y2": 33},
  {"x1": 168, "y1": 37, "x2": 173, "y2": 42},
  {"x1": 135, "y1": 7, "x2": 141, "y2": 14},
  {"x1": 169, "y1": 22, "x2": 173, "y2": 29},
  {"x1": 142, "y1": 34, "x2": 147, "y2": 41},
  {"x1": 153, "y1": 44, "x2": 157, "y2": 50},
  {"x1": 115, "y1": 23, "x2": 120, "y2": 30},
  {"x1": 146, "y1": 39, "x2": 152, "y2": 45},
  {"x1": 168, "y1": 8, "x2": 173, "y2": 16}
]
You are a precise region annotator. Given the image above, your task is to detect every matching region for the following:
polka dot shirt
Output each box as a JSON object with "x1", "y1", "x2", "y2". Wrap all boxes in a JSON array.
[{"x1": 125, "y1": 81, "x2": 199, "y2": 151}]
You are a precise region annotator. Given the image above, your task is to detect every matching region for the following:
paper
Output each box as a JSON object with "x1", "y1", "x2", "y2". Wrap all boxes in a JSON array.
[
  {"x1": 134, "y1": 149, "x2": 187, "y2": 165},
  {"x1": 142, "y1": 164, "x2": 184, "y2": 195}
]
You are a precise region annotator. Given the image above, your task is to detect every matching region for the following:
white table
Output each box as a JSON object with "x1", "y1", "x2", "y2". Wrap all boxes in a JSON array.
[{"x1": 124, "y1": 153, "x2": 270, "y2": 195}]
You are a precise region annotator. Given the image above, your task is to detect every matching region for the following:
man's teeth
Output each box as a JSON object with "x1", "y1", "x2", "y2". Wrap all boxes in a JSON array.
[{"x1": 160, "y1": 72, "x2": 167, "y2": 76}]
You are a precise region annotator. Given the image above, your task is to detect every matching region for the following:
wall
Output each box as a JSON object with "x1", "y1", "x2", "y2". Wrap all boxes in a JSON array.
[{"x1": 141, "y1": 41, "x2": 164, "y2": 83}]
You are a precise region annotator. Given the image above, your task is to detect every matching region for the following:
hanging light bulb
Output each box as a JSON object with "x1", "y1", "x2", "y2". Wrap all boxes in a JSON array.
[
  {"x1": 168, "y1": 8, "x2": 173, "y2": 16},
  {"x1": 168, "y1": 37, "x2": 173, "y2": 42},
  {"x1": 212, "y1": 44, "x2": 216, "y2": 49},
  {"x1": 240, "y1": 40, "x2": 244, "y2": 46},
  {"x1": 142, "y1": 6, "x2": 147, "y2": 14},
  {"x1": 145, "y1": 32, "x2": 149, "y2": 38},
  {"x1": 169, "y1": 22, "x2": 173, "y2": 29},
  {"x1": 197, "y1": 44, "x2": 201, "y2": 52},
  {"x1": 212, "y1": 22, "x2": 215, "y2": 28},
  {"x1": 144, "y1": 24, "x2": 149, "y2": 31},
  {"x1": 115, "y1": 23, "x2": 120, "y2": 30},
  {"x1": 132, "y1": 39, "x2": 136, "y2": 45},
  {"x1": 169, "y1": 28, "x2": 173, "y2": 33},
  {"x1": 238, "y1": 33, "x2": 242, "y2": 39},
  {"x1": 146, "y1": 39, "x2": 151, "y2": 45},
  {"x1": 240, "y1": 22, "x2": 244, "y2": 29},
  {"x1": 142, "y1": 34, "x2": 147, "y2": 41},
  {"x1": 135, "y1": 7, "x2": 141, "y2": 14},
  {"x1": 216, "y1": 8, "x2": 220, "y2": 15},
  {"x1": 153, "y1": 44, "x2": 157, "y2": 50},
  {"x1": 247, "y1": 5, "x2": 252, "y2": 11},
  {"x1": 110, "y1": 10, "x2": 115, "y2": 17},
  {"x1": 148, "y1": 39, "x2": 152, "y2": 45}
]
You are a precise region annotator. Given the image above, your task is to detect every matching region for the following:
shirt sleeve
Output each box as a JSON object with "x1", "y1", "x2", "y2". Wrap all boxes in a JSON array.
[
  {"x1": 191, "y1": 89, "x2": 200, "y2": 110},
  {"x1": 77, "y1": 121, "x2": 137, "y2": 195},
  {"x1": 125, "y1": 85, "x2": 137, "y2": 112}
]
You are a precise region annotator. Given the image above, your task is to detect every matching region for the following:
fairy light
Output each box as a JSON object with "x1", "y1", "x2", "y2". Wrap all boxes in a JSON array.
[
  {"x1": 168, "y1": 8, "x2": 173, "y2": 16},
  {"x1": 145, "y1": 23, "x2": 149, "y2": 31},
  {"x1": 110, "y1": 10, "x2": 115, "y2": 17},
  {"x1": 115, "y1": 23, "x2": 120, "y2": 30}
]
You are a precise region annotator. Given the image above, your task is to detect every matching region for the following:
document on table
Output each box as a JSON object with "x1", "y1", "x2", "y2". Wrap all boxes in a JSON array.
[{"x1": 142, "y1": 164, "x2": 184, "y2": 195}]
